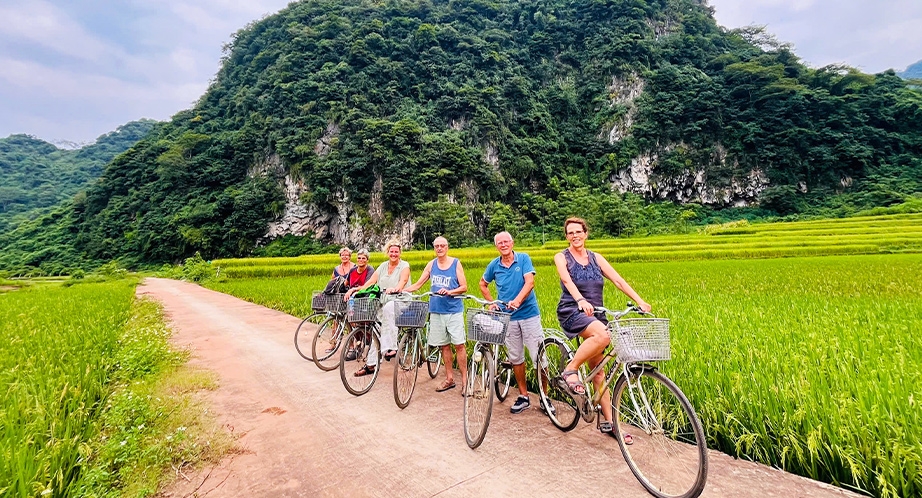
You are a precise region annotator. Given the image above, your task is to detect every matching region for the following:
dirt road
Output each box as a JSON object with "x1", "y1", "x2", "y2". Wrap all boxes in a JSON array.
[{"x1": 140, "y1": 278, "x2": 857, "y2": 498}]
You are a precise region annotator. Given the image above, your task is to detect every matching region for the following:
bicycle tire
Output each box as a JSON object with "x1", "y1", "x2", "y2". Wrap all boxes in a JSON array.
[
  {"x1": 536, "y1": 337, "x2": 580, "y2": 432},
  {"x1": 393, "y1": 329, "x2": 420, "y2": 409},
  {"x1": 613, "y1": 367, "x2": 708, "y2": 498},
  {"x1": 494, "y1": 346, "x2": 514, "y2": 402},
  {"x1": 311, "y1": 318, "x2": 344, "y2": 371},
  {"x1": 426, "y1": 346, "x2": 442, "y2": 378},
  {"x1": 339, "y1": 325, "x2": 381, "y2": 396},
  {"x1": 463, "y1": 346, "x2": 495, "y2": 449},
  {"x1": 294, "y1": 313, "x2": 325, "y2": 361}
]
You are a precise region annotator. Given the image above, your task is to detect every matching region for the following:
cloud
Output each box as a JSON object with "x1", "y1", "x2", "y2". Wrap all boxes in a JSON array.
[
  {"x1": 0, "y1": 0, "x2": 292, "y2": 143},
  {"x1": 708, "y1": 0, "x2": 922, "y2": 72}
]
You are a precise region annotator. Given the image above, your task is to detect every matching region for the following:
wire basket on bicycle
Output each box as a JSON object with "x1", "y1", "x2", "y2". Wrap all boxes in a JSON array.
[
  {"x1": 466, "y1": 309, "x2": 511, "y2": 344},
  {"x1": 394, "y1": 300, "x2": 429, "y2": 328},
  {"x1": 311, "y1": 291, "x2": 348, "y2": 313},
  {"x1": 347, "y1": 297, "x2": 381, "y2": 324},
  {"x1": 609, "y1": 317, "x2": 671, "y2": 362}
]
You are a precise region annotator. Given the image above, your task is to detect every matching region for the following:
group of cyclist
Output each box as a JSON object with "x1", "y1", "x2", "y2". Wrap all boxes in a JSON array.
[{"x1": 330, "y1": 217, "x2": 651, "y2": 440}]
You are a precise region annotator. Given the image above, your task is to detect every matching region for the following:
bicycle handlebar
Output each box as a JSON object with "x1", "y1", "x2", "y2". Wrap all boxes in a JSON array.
[
  {"x1": 458, "y1": 294, "x2": 506, "y2": 308},
  {"x1": 594, "y1": 302, "x2": 652, "y2": 320}
]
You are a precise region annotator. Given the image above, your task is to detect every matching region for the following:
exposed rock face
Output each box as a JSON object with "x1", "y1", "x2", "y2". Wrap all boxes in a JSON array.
[
  {"x1": 264, "y1": 171, "x2": 417, "y2": 250},
  {"x1": 610, "y1": 151, "x2": 770, "y2": 206},
  {"x1": 602, "y1": 73, "x2": 645, "y2": 144},
  {"x1": 315, "y1": 123, "x2": 340, "y2": 156}
]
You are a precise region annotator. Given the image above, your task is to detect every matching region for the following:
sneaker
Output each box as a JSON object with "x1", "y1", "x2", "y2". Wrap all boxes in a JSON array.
[
  {"x1": 510, "y1": 395, "x2": 530, "y2": 414},
  {"x1": 539, "y1": 397, "x2": 556, "y2": 416}
]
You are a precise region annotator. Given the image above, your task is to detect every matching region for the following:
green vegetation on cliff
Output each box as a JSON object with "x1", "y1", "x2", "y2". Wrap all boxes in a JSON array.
[{"x1": 2, "y1": 0, "x2": 922, "y2": 271}]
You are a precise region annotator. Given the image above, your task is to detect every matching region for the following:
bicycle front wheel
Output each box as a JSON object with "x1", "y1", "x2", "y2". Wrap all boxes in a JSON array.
[
  {"x1": 463, "y1": 346, "x2": 495, "y2": 449},
  {"x1": 294, "y1": 313, "x2": 324, "y2": 361},
  {"x1": 339, "y1": 325, "x2": 381, "y2": 396},
  {"x1": 312, "y1": 318, "x2": 344, "y2": 371},
  {"x1": 494, "y1": 346, "x2": 515, "y2": 402},
  {"x1": 536, "y1": 337, "x2": 580, "y2": 431},
  {"x1": 613, "y1": 367, "x2": 708, "y2": 498},
  {"x1": 393, "y1": 329, "x2": 420, "y2": 409}
]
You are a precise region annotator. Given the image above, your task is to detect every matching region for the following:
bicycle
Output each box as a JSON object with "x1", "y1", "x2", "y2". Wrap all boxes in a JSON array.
[
  {"x1": 458, "y1": 294, "x2": 512, "y2": 449},
  {"x1": 339, "y1": 296, "x2": 384, "y2": 396},
  {"x1": 392, "y1": 292, "x2": 443, "y2": 409},
  {"x1": 309, "y1": 292, "x2": 351, "y2": 371},
  {"x1": 294, "y1": 291, "x2": 346, "y2": 362},
  {"x1": 537, "y1": 304, "x2": 708, "y2": 498}
]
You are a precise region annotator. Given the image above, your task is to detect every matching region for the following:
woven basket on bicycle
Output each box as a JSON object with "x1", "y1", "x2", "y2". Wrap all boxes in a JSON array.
[
  {"x1": 394, "y1": 300, "x2": 429, "y2": 328},
  {"x1": 347, "y1": 297, "x2": 381, "y2": 324},
  {"x1": 311, "y1": 291, "x2": 347, "y2": 313},
  {"x1": 466, "y1": 309, "x2": 511, "y2": 344},
  {"x1": 609, "y1": 318, "x2": 671, "y2": 362}
]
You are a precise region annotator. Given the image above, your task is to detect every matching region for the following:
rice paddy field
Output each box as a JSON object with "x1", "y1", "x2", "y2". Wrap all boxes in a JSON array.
[
  {"x1": 207, "y1": 213, "x2": 922, "y2": 497},
  {"x1": 0, "y1": 281, "x2": 137, "y2": 495}
]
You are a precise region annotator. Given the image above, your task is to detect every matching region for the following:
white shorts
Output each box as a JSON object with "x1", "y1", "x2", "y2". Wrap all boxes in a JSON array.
[
  {"x1": 504, "y1": 315, "x2": 544, "y2": 365},
  {"x1": 428, "y1": 312, "x2": 465, "y2": 346}
]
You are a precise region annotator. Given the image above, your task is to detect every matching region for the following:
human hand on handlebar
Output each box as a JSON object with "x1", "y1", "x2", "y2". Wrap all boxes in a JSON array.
[{"x1": 578, "y1": 299, "x2": 594, "y2": 316}]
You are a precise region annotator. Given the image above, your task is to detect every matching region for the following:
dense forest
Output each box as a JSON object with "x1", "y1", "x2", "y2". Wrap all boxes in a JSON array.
[
  {"x1": 0, "y1": 120, "x2": 156, "y2": 233},
  {"x1": 2, "y1": 0, "x2": 921, "y2": 273}
]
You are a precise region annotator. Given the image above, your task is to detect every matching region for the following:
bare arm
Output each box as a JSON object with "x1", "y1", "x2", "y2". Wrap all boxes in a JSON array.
[
  {"x1": 390, "y1": 266, "x2": 410, "y2": 294},
  {"x1": 449, "y1": 260, "x2": 468, "y2": 296},
  {"x1": 403, "y1": 261, "x2": 433, "y2": 293},
  {"x1": 479, "y1": 277, "x2": 493, "y2": 301},
  {"x1": 596, "y1": 253, "x2": 651, "y2": 312}
]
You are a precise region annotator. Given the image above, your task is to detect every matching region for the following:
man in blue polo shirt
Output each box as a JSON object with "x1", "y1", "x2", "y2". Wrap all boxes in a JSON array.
[{"x1": 479, "y1": 231, "x2": 549, "y2": 414}]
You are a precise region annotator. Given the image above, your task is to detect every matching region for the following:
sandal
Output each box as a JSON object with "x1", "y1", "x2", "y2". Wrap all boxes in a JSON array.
[
  {"x1": 599, "y1": 421, "x2": 633, "y2": 445},
  {"x1": 559, "y1": 370, "x2": 586, "y2": 396},
  {"x1": 436, "y1": 380, "x2": 456, "y2": 392},
  {"x1": 353, "y1": 365, "x2": 376, "y2": 377},
  {"x1": 384, "y1": 350, "x2": 397, "y2": 361}
]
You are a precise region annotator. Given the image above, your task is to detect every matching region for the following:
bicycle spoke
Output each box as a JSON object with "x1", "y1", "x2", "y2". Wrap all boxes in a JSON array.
[
  {"x1": 614, "y1": 368, "x2": 708, "y2": 498},
  {"x1": 463, "y1": 348, "x2": 494, "y2": 449},
  {"x1": 536, "y1": 338, "x2": 580, "y2": 431}
]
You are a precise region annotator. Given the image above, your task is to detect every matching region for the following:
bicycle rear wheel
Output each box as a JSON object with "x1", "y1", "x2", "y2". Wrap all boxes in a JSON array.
[
  {"x1": 613, "y1": 367, "x2": 708, "y2": 498},
  {"x1": 426, "y1": 345, "x2": 442, "y2": 378},
  {"x1": 494, "y1": 346, "x2": 515, "y2": 402},
  {"x1": 311, "y1": 318, "x2": 344, "y2": 371},
  {"x1": 294, "y1": 313, "x2": 325, "y2": 361},
  {"x1": 393, "y1": 329, "x2": 420, "y2": 409},
  {"x1": 339, "y1": 325, "x2": 381, "y2": 396},
  {"x1": 463, "y1": 346, "x2": 495, "y2": 449},
  {"x1": 536, "y1": 337, "x2": 580, "y2": 431}
]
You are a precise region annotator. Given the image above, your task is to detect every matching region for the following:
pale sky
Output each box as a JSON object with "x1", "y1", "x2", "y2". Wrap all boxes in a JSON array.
[{"x1": 1, "y1": 0, "x2": 920, "y2": 145}]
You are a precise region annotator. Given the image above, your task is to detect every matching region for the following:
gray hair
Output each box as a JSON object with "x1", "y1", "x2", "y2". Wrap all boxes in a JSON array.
[
  {"x1": 356, "y1": 248, "x2": 370, "y2": 258},
  {"x1": 493, "y1": 231, "x2": 513, "y2": 244}
]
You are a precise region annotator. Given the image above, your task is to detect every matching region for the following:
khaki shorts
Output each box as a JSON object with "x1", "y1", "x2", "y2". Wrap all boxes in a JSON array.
[
  {"x1": 504, "y1": 315, "x2": 544, "y2": 365},
  {"x1": 428, "y1": 312, "x2": 465, "y2": 346}
]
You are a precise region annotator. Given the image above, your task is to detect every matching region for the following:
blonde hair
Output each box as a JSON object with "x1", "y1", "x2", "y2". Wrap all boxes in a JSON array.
[
  {"x1": 339, "y1": 246, "x2": 353, "y2": 256},
  {"x1": 385, "y1": 239, "x2": 402, "y2": 251}
]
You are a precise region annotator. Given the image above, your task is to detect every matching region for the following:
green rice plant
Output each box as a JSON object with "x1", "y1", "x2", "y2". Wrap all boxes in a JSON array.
[{"x1": 0, "y1": 281, "x2": 231, "y2": 496}]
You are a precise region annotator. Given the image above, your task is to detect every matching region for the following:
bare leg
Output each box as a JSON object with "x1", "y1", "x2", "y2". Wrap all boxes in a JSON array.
[
  {"x1": 565, "y1": 320, "x2": 610, "y2": 373},
  {"x1": 513, "y1": 363, "x2": 528, "y2": 397},
  {"x1": 441, "y1": 344, "x2": 454, "y2": 384},
  {"x1": 455, "y1": 343, "x2": 468, "y2": 389}
]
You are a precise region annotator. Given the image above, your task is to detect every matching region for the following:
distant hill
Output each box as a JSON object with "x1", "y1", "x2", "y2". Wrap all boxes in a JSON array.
[
  {"x1": 0, "y1": 119, "x2": 157, "y2": 232},
  {"x1": 898, "y1": 59, "x2": 922, "y2": 79}
]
